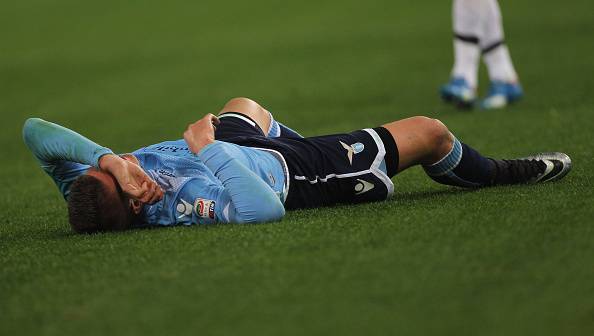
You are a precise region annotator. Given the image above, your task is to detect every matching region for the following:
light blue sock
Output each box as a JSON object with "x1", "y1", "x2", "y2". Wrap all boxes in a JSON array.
[{"x1": 267, "y1": 113, "x2": 303, "y2": 139}]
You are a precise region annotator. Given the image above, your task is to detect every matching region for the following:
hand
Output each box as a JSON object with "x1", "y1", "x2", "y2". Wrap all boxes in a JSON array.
[
  {"x1": 184, "y1": 113, "x2": 220, "y2": 154},
  {"x1": 99, "y1": 154, "x2": 164, "y2": 204}
]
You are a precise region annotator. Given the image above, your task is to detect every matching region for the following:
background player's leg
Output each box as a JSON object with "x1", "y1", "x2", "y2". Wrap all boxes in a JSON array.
[
  {"x1": 480, "y1": 0, "x2": 518, "y2": 83},
  {"x1": 451, "y1": 0, "x2": 482, "y2": 89},
  {"x1": 479, "y1": 0, "x2": 523, "y2": 109},
  {"x1": 441, "y1": 0, "x2": 482, "y2": 107},
  {"x1": 218, "y1": 97, "x2": 302, "y2": 138}
]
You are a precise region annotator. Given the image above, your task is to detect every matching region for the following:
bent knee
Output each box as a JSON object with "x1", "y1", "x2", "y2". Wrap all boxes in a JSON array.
[
  {"x1": 221, "y1": 97, "x2": 260, "y2": 113},
  {"x1": 225, "y1": 96, "x2": 257, "y2": 106},
  {"x1": 219, "y1": 97, "x2": 271, "y2": 133},
  {"x1": 409, "y1": 116, "x2": 452, "y2": 148}
]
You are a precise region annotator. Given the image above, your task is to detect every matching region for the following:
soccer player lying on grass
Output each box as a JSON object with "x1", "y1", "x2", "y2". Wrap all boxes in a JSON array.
[{"x1": 23, "y1": 97, "x2": 572, "y2": 233}]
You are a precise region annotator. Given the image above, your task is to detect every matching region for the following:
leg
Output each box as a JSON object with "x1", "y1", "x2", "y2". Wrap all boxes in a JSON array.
[
  {"x1": 478, "y1": 0, "x2": 523, "y2": 109},
  {"x1": 451, "y1": 0, "x2": 482, "y2": 89},
  {"x1": 218, "y1": 97, "x2": 303, "y2": 138},
  {"x1": 219, "y1": 97, "x2": 271, "y2": 133},
  {"x1": 381, "y1": 116, "x2": 571, "y2": 186},
  {"x1": 383, "y1": 116, "x2": 497, "y2": 187},
  {"x1": 480, "y1": 0, "x2": 519, "y2": 83},
  {"x1": 382, "y1": 117, "x2": 454, "y2": 171},
  {"x1": 440, "y1": 0, "x2": 481, "y2": 107}
]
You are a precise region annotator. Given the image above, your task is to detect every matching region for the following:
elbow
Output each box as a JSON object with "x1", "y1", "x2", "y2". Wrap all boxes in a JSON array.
[
  {"x1": 22, "y1": 118, "x2": 44, "y2": 147},
  {"x1": 234, "y1": 200, "x2": 286, "y2": 224},
  {"x1": 264, "y1": 202, "x2": 286, "y2": 222}
]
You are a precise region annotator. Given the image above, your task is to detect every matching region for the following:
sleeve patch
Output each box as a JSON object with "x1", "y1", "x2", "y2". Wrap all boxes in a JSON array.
[{"x1": 194, "y1": 198, "x2": 215, "y2": 219}]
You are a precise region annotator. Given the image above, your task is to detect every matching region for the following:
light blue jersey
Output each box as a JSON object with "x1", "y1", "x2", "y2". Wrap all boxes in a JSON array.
[
  {"x1": 22, "y1": 118, "x2": 287, "y2": 226},
  {"x1": 133, "y1": 139, "x2": 288, "y2": 225}
]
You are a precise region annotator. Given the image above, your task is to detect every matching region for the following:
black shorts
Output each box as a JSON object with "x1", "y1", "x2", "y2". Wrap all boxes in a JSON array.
[{"x1": 215, "y1": 112, "x2": 399, "y2": 210}]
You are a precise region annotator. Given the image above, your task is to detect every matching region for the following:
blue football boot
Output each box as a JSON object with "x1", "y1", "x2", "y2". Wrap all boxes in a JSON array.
[
  {"x1": 480, "y1": 81, "x2": 523, "y2": 110},
  {"x1": 440, "y1": 77, "x2": 476, "y2": 109}
]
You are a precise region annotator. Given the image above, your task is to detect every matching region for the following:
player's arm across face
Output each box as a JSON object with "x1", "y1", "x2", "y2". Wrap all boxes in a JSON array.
[
  {"x1": 22, "y1": 118, "x2": 163, "y2": 204},
  {"x1": 183, "y1": 114, "x2": 285, "y2": 223},
  {"x1": 98, "y1": 154, "x2": 163, "y2": 204}
]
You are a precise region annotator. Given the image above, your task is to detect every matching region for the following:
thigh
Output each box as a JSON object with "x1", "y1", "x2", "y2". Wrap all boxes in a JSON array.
[
  {"x1": 284, "y1": 128, "x2": 398, "y2": 209},
  {"x1": 215, "y1": 112, "x2": 266, "y2": 140}
]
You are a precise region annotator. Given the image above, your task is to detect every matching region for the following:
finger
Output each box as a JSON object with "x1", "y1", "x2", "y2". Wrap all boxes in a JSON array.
[
  {"x1": 146, "y1": 181, "x2": 159, "y2": 204},
  {"x1": 125, "y1": 184, "x2": 143, "y2": 199},
  {"x1": 143, "y1": 181, "x2": 157, "y2": 203},
  {"x1": 211, "y1": 115, "x2": 220, "y2": 125},
  {"x1": 137, "y1": 181, "x2": 150, "y2": 202},
  {"x1": 149, "y1": 184, "x2": 162, "y2": 204}
]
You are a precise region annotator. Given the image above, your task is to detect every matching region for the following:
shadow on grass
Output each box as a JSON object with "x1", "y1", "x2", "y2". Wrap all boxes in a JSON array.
[
  {"x1": 34, "y1": 188, "x2": 479, "y2": 240},
  {"x1": 392, "y1": 187, "x2": 479, "y2": 204}
]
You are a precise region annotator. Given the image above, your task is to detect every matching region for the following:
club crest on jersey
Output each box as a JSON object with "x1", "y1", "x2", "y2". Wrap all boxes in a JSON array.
[
  {"x1": 339, "y1": 141, "x2": 365, "y2": 165},
  {"x1": 176, "y1": 199, "x2": 193, "y2": 219},
  {"x1": 194, "y1": 198, "x2": 215, "y2": 219}
]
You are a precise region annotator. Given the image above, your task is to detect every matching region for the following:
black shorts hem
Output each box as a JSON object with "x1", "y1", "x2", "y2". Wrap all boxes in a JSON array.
[
  {"x1": 216, "y1": 112, "x2": 266, "y2": 139},
  {"x1": 373, "y1": 127, "x2": 399, "y2": 177},
  {"x1": 218, "y1": 112, "x2": 265, "y2": 134}
]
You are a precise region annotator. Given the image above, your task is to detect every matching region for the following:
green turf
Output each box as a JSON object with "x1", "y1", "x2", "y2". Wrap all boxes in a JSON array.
[{"x1": 1, "y1": 0, "x2": 594, "y2": 335}]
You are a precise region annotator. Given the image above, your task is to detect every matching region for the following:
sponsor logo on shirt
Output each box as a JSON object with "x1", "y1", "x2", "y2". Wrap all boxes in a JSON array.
[
  {"x1": 194, "y1": 198, "x2": 215, "y2": 219},
  {"x1": 158, "y1": 169, "x2": 176, "y2": 178},
  {"x1": 153, "y1": 145, "x2": 190, "y2": 153}
]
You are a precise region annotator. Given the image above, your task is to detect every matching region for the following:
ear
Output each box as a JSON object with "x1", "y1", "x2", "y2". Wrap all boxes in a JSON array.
[{"x1": 129, "y1": 199, "x2": 143, "y2": 215}]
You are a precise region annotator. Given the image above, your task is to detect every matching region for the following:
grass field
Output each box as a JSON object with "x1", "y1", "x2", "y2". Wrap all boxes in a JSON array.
[{"x1": 1, "y1": 0, "x2": 594, "y2": 335}]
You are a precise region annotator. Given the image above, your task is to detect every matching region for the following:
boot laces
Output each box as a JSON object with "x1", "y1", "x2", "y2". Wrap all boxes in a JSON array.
[{"x1": 503, "y1": 159, "x2": 547, "y2": 183}]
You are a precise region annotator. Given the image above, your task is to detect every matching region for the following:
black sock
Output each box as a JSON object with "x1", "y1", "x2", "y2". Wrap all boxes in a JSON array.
[{"x1": 423, "y1": 138, "x2": 496, "y2": 187}]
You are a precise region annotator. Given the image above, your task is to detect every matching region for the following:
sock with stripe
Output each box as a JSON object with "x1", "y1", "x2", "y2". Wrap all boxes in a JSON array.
[
  {"x1": 452, "y1": 38, "x2": 480, "y2": 89},
  {"x1": 267, "y1": 112, "x2": 303, "y2": 139},
  {"x1": 479, "y1": 0, "x2": 518, "y2": 83},
  {"x1": 451, "y1": 0, "x2": 483, "y2": 89},
  {"x1": 483, "y1": 44, "x2": 519, "y2": 83},
  {"x1": 423, "y1": 137, "x2": 496, "y2": 188}
]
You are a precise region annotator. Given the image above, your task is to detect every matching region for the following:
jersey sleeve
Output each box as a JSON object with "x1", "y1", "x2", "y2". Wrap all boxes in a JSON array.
[
  {"x1": 172, "y1": 178, "x2": 230, "y2": 225},
  {"x1": 22, "y1": 118, "x2": 114, "y2": 199},
  {"x1": 195, "y1": 141, "x2": 285, "y2": 223}
]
